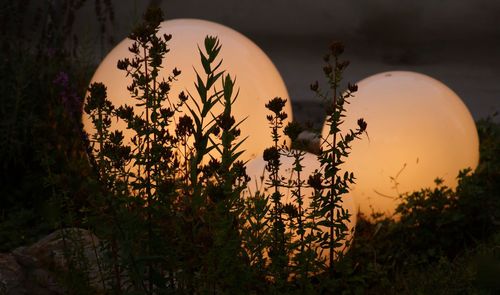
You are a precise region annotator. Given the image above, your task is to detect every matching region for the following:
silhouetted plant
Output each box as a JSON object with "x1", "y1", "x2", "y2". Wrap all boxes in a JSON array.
[
  {"x1": 84, "y1": 7, "x2": 251, "y2": 293},
  {"x1": 4, "y1": 3, "x2": 499, "y2": 294},
  {"x1": 236, "y1": 42, "x2": 368, "y2": 293},
  {"x1": 343, "y1": 116, "x2": 500, "y2": 294},
  {"x1": 283, "y1": 121, "x2": 323, "y2": 292},
  {"x1": 311, "y1": 42, "x2": 367, "y2": 274},
  {"x1": 0, "y1": 3, "x2": 117, "y2": 293},
  {"x1": 0, "y1": 0, "x2": 113, "y2": 252},
  {"x1": 263, "y1": 96, "x2": 291, "y2": 286}
]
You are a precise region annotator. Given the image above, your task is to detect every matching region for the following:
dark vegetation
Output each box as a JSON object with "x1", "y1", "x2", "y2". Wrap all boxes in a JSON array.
[{"x1": 1, "y1": 2, "x2": 499, "y2": 294}]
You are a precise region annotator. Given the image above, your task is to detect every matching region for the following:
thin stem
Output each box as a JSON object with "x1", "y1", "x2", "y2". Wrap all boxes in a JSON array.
[
  {"x1": 329, "y1": 55, "x2": 339, "y2": 273},
  {"x1": 295, "y1": 152, "x2": 305, "y2": 256},
  {"x1": 143, "y1": 44, "x2": 153, "y2": 294}
]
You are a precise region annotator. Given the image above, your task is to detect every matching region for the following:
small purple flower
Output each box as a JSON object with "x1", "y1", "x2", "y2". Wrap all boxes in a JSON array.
[
  {"x1": 53, "y1": 71, "x2": 69, "y2": 87},
  {"x1": 53, "y1": 71, "x2": 84, "y2": 133},
  {"x1": 45, "y1": 47, "x2": 56, "y2": 58}
]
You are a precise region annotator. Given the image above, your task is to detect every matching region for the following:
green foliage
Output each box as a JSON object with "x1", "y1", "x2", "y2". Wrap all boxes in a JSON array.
[
  {"x1": 342, "y1": 116, "x2": 500, "y2": 294},
  {"x1": 83, "y1": 8, "x2": 252, "y2": 293},
  {"x1": 79, "y1": 8, "x2": 369, "y2": 293},
  {"x1": 262, "y1": 96, "x2": 290, "y2": 285},
  {"x1": 233, "y1": 42, "x2": 367, "y2": 293},
  {"x1": 311, "y1": 42, "x2": 366, "y2": 273},
  {"x1": 2, "y1": 3, "x2": 500, "y2": 294},
  {"x1": 0, "y1": 0, "x2": 107, "y2": 251}
]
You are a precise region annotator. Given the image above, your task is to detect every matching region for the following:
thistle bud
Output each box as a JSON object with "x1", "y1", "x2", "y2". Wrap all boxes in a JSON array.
[
  {"x1": 307, "y1": 172, "x2": 323, "y2": 190},
  {"x1": 357, "y1": 118, "x2": 367, "y2": 132},
  {"x1": 178, "y1": 91, "x2": 188, "y2": 102},
  {"x1": 323, "y1": 65, "x2": 332, "y2": 75},
  {"x1": 159, "y1": 81, "x2": 170, "y2": 93},
  {"x1": 348, "y1": 82, "x2": 358, "y2": 93},
  {"x1": 310, "y1": 81, "x2": 319, "y2": 92},
  {"x1": 172, "y1": 67, "x2": 181, "y2": 76},
  {"x1": 265, "y1": 97, "x2": 287, "y2": 115},
  {"x1": 117, "y1": 58, "x2": 129, "y2": 70},
  {"x1": 330, "y1": 41, "x2": 344, "y2": 56}
]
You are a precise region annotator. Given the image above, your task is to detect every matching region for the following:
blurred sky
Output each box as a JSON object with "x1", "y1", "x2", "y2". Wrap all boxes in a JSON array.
[{"x1": 74, "y1": 0, "x2": 500, "y2": 122}]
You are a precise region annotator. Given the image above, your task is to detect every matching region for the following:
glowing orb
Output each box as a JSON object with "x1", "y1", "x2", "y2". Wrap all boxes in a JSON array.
[
  {"x1": 321, "y1": 71, "x2": 479, "y2": 217},
  {"x1": 83, "y1": 19, "x2": 291, "y2": 162},
  {"x1": 245, "y1": 151, "x2": 357, "y2": 262}
]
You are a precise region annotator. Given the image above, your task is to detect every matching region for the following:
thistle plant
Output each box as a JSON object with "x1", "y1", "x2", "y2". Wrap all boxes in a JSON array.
[
  {"x1": 242, "y1": 42, "x2": 367, "y2": 289},
  {"x1": 84, "y1": 7, "x2": 250, "y2": 293},
  {"x1": 282, "y1": 122, "x2": 323, "y2": 285},
  {"x1": 283, "y1": 122, "x2": 306, "y2": 255},
  {"x1": 310, "y1": 42, "x2": 367, "y2": 273},
  {"x1": 6, "y1": 2, "x2": 500, "y2": 294},
  {"x1": 83, "y1": 6, "x2": 367, "y2": 293},
  {"x1": 84, "y1": 7, "x2": 185, "y2": 293},
  {"x1": 263, "y1": 97, "x2": 290, "y2": 284}
]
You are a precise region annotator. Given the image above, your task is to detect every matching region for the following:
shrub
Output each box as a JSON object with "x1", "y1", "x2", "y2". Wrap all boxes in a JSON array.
[{"x1": 80, "y1": 7, "x2": 366, "y2": 294}]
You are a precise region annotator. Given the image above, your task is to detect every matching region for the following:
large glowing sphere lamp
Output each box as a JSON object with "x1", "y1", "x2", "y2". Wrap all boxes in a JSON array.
[
  {"x1": 83, "y1": 19, "x2": 292, "y2": 162},
  {"x1": 321, "y1": 71, "x2": 479, "y2": 217}
]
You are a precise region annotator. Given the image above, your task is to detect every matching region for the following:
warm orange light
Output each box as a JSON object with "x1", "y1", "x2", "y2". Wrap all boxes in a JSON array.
[
  {"x1": 245, "y1": 151, "x2": 357, "y2": 262},
  {"x1": 321, "y1": 71, "x2": 479, "y2": 217},
  {"x1": 83, "y1": 19, "x2": 292, "y2": 162}
]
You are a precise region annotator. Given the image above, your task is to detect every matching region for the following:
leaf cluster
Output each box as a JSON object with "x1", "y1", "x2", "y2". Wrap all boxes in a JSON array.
[{"x1": 339, "y1": 116, "x2": 500, "y2": 294}]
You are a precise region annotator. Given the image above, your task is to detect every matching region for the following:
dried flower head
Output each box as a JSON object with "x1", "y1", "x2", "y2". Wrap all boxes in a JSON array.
[
  {"x1": 284, "y1": 121, "x2": 303, "y2": 142},
  {"x1": 176, "y1": 115, "x2": 194, "y2": 138},
  {"x1": 307, "y1": 172, "x2": 323, "y2": 190},
  {"x1": 348, "y1": 82, "x2": 358, "y2": 93},
  {"x1": 265, "y1": 97, "x2": 287, "y2": 115},
  {"x1": 263, "y1": 146, "x2": 280, "y2": 163},
  {"x1": 310, "y1": 81, "x2": 319, "y2": 92},
  {"x1": 329, "y1": 41, "x2": 344, "y2": 56},
  {"x1": 178, "y1": 91, "x2": 188, "y2": 102},
  {"x1": 357, "y1": 118, "x2": 367, "y2": 132}
]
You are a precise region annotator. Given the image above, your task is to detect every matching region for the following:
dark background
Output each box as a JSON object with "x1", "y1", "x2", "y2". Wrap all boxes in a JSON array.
[{"x1": 74, "y1": 0, "x2": 500, "y2": 123}]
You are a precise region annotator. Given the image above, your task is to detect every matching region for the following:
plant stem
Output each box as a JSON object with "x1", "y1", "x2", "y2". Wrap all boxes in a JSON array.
[
  {"x1": 329, "y1": 55, "x2": 339, "y2": 274},
  {"x1": 143, "y1": 45, "x2": 153, "y2": 294}
]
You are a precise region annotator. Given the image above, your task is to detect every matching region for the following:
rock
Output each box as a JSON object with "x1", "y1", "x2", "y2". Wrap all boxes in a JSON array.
[
  {"x1": 0, "y1": 253, "x2": 26, "y2": 294},
  {"x1": 0, "y1": 228, "x2": 104, "y2": 295},
  {"x1": 297, "y1": 130, "x2": 321, "y2": 154}
]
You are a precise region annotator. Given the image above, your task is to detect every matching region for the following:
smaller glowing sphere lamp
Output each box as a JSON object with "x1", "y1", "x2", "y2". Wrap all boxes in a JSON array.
[
  {"x1": 321, "y1": 71, "x2": 479, "y2": 217},
  {"x1": 83, "y1": 19, "x2": 292, "y2": 162},
  {"x1": 245, "y1": 151, "x2": 357, "y2": 262}
]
